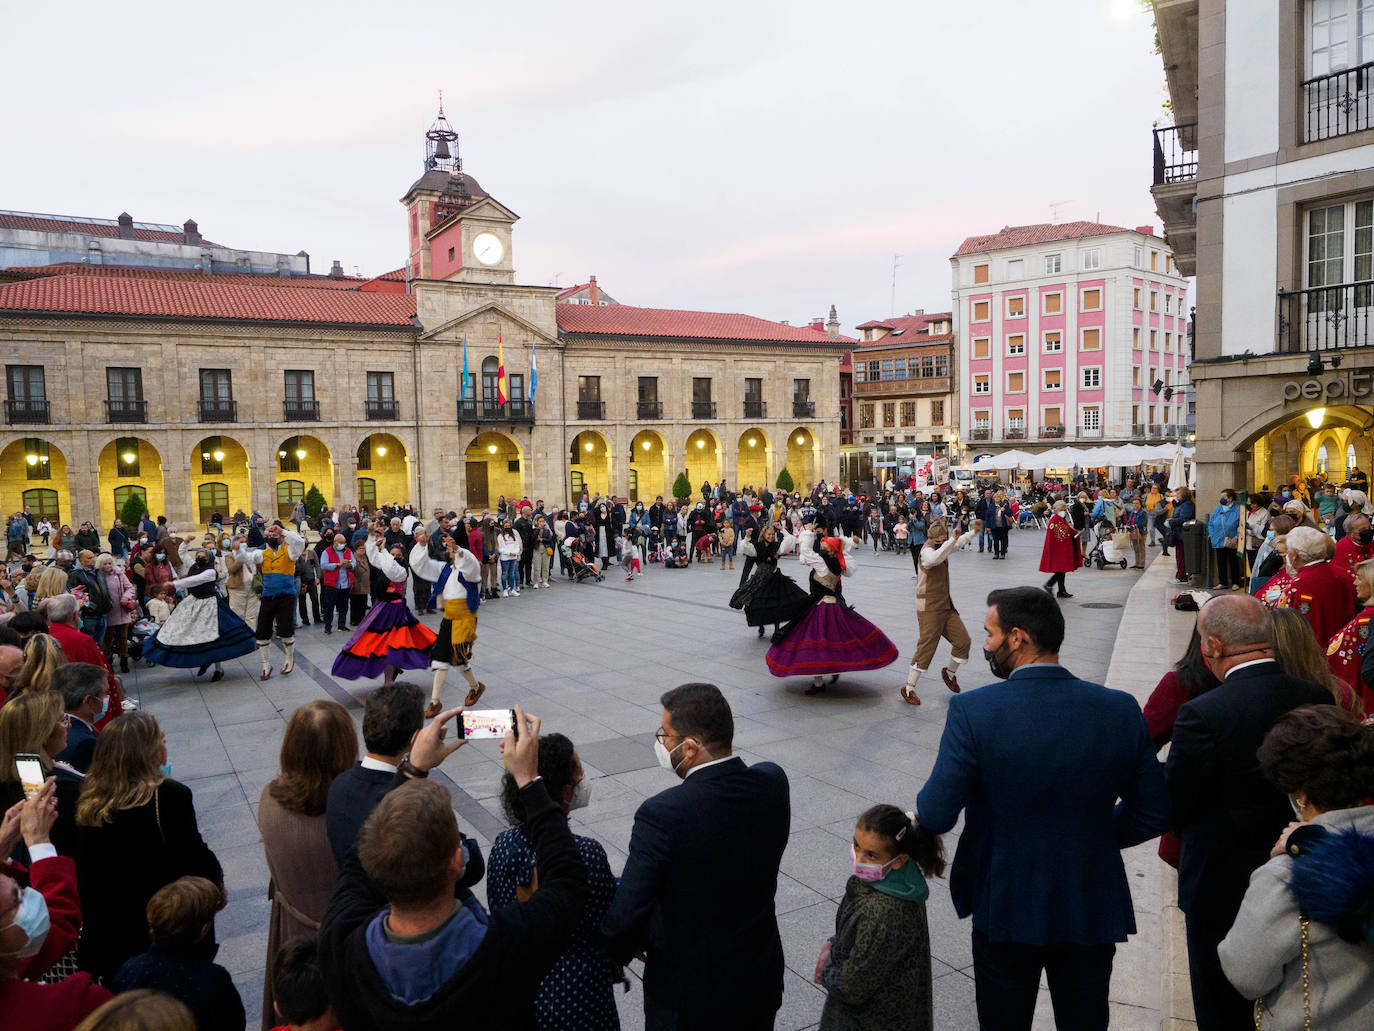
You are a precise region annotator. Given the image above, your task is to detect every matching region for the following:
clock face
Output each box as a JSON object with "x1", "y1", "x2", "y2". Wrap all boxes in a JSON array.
[{"x1": 472, "y1": 232, "x2": 504, "y2": 266}]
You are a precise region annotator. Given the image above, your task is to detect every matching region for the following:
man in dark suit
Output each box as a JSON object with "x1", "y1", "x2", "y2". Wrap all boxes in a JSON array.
[
  {"x1": 602, "y1": 683, "x2": 790, "y2": 1030},
  {"x1": 51, "y1": 663, "x2": 107, "y2": 774},
  {"x1": 1165, "y1": 593, "x2": 1330, "y2": 1031},
  {"x1": 917, "y1": 586, "x2": 1170, "y2": 1031}
]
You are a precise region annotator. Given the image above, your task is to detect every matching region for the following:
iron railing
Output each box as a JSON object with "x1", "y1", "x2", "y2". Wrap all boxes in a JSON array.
[
  {"x1": 105, "y1": 399, "x2": 148, "y2": 423},
  {"x1": 576, "y1": 400, "x2": 605, "y2": 420},
  {"x1": 970, "y1": 426, "x2": 991, "y2": 441},
  {"x1": 4, "y1": 399, "x2": 49, "y2": 424},
  {"x1": 457, "y1": 399, "x2": 534, "y2": 423},
  {"x1": 1304, "y1": 62, "x2": 1374, "y2": 142},
  {"x1": 1079, "y1": 424, "x2": 1103, "y2": 438},
  {"x1": 1152, "y1": 122, "x2": 1199, "y2": 185},
  {"x1": 793, "y1": 399, "x2": 816, "y2": 417},
  {"x1": 365, "y1": 399, "x2": 399, "y2": 420},
  {"x1": 198, "y1": 399, "x2": 237, "y2": 422},
  {"x1": 1005, "y1": 425, "x2": 1026, "y2": 440},
  {"x1": 283, "y1": 400, "x2": 320, "y2": 421},
  {"x1": 636, "y1": 400, "x2": 662, "y2": 419},
  {"x1": 743, "y1": 400, "x2": 767, "y2": 418},
  {"x1": 1040, "y1": 425, "x2": 1065, "y2": 439},
  {"x1": 1278, "y1": 281, "x2": 1374, "y2": 352},
  {"x1": 691, "y1": 401, "x2": 716, "y2": 419}
]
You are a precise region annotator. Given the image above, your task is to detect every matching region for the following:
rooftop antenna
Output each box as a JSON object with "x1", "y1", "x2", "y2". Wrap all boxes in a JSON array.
[
  {"x1": 1049, "y1": 199, "x2": 1074, "y2": 224},
  {"x1": 890, "y1": 254, "x2": 902, "y2": 316}
]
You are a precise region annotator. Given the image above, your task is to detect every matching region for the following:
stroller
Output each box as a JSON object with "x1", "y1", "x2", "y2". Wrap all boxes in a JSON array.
[
  {"x1": 129, "y1": 616, "x2": 160, "y2": 662},
  {"x1": 1083, "y1": 521, "x2": 1129, "y2": 570},
  {"x1": 562, "y1": 539, "x2": 604, "y2": 583}
]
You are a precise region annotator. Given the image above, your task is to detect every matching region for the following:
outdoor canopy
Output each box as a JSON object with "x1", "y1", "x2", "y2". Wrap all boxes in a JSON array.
[{"x1": 973, "y1": 443, "x2": 1197, "y2": 474}]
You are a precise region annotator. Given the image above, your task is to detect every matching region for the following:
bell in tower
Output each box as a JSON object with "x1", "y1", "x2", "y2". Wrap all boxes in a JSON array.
[{"x1": 424, "y1": 95, "x2": 460, "y2": 174}]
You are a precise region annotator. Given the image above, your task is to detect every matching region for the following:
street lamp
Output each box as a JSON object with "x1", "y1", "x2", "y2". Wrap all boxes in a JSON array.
[
  {"x1": 1306, "y1": 408, "x2": 1326, "y2": 429},
  {"x1": 488, "y1": 443, "x2": 498, "y2": 454},
  {"x1": 122, "y1": 450, "x2": 136, "y2": 465}
]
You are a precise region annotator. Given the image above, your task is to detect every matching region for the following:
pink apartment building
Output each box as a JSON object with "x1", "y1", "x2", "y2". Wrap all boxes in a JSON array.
[{"x1": 950, "y1": 221, "x2": 1191, "y2": 460}]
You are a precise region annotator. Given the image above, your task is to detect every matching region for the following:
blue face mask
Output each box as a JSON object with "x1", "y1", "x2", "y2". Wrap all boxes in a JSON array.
[
  {"x1": 96, "y1": 694, "x2": 109, "y2": 722},
  {"x1": 0, "y1": 886, "x2": 50, "y2": 959},
  {"x1": 160, "y1": 762, "x2": 172, "y2": 778},
  {"x1": 460, "y1": 841, "x2": 470, "y2": 867}
]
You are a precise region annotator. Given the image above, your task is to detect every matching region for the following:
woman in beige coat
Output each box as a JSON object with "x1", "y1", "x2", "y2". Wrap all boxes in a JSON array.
[{"x1": 256, "y1": 700, "x2": 357, "y2": 1029}]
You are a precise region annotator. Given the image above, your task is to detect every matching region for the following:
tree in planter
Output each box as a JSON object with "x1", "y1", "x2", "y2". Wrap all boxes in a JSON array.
[
  {"x1": 672, "y1": 471, "x2": 692, "y2": 503},
  {"x1": 118, "y1": 492, "x2": 149, "y2": 529},
  {"x1": 303, "y1": 484, "x2": 327, "y2": 523},
  {"x1": 775, "y1": 466, "x2": 794, "y2": 494}
]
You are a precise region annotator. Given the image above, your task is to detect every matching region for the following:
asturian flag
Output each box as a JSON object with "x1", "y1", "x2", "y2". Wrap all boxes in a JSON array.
[
  {"x1": 530, "y1": 337, "x2": 538, "y2": 405},
  {"x1": 497, "y1": 330, "x2": 508, "y2": 405}
]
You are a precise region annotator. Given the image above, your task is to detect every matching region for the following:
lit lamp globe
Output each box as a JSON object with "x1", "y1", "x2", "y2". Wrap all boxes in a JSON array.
[
  {"x1": 122, "y1": 451, "x2": 137, "y2": 464},
  {"x1": 376, "y1": 446, "x2": 386, "y2": 457},
  {"x1": 585, "y1": 441, "x2": 594, "y2": 452},
  {"x1": 213, "y1": 450, "x2": 225, "y2": 462},
  {"x1": 488, "y1": 444, "x2": 498, "y2": 454},
  {"x1": 1306, "y1": 407, "x2": 1326, "y2": 429},
  {"x1": 696, "y1": 439, "x2": 705, "y2": 449},
  {"x1": 295, "y1": 448, "x2": 307, "y2": 460}
]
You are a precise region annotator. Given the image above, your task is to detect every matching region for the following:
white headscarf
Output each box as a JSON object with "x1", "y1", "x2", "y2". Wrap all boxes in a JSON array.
[{"x1": 1342, "y1": 489, "x2": 1373, "y2": 516}]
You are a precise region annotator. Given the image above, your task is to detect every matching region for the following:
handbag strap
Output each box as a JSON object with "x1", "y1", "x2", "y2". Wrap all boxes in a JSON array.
[
  {"x1": 1254, "y1": 916, "x2": 1310, "y2": 1030},
  {"x1": 154, "y1": 783, "x2": 165, "y2": 844}
]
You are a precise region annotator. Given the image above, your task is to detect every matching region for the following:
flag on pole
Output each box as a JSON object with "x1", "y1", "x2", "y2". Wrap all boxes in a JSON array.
[
  {"x1": 460, "y1": 337, "x2": 469, "y2": 403},
  {"x1": 497, "y1": 330, "x2": 508, "y2": 405},
  {"x1": 530, "y1": 337, "x2": 538, "y2": 405}
]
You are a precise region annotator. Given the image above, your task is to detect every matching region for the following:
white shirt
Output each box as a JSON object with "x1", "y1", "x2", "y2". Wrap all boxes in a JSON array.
[
  {"x1": 360, "y1": 755, "x2": 400, "y2": 774},
  {"x1": 684, "y1": 754, "x2": 738, "y2": 779},
  {"x1": 1225, "y1": 657, "x2": 1276, "y2": 679}
]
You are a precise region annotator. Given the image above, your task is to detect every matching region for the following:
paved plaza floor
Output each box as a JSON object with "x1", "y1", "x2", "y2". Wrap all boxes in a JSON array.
[{"x1": 122, "y1": 526, "x2": 1185, "y2": 1030}]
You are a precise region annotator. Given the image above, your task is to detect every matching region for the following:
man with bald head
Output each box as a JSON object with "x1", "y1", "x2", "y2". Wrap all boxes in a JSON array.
[{"x1": 1165, "y1": 593, "x2": 1330, "y2": 1030}]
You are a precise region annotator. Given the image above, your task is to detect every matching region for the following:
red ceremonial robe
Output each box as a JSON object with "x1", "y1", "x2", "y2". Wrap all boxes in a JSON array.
[
  {"x1": 1327, "y1": 610, "x2": 1373, "y2": 715},
  {"x1": 1278, "y1": 560, "x2": 1357, "y2": 644},
  {"x1": 1331, "y1": 534, "x2": 1374, "y2": 597},
  {"x1": 1255, "y1": 567, "x2": 1296, "y2": 606},
  {"x1": 1038, "y1": 513, "x2": 1080, "y2": 574}
]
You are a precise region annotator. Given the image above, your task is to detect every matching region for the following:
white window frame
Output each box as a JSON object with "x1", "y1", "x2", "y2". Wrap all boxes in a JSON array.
[
  {"x1": 971, "y1": 335, "x2": 992, "y2": 360},
  {"x1": 973, "y1": 409, "x2": 991, "y2": 427},
  {"x1": 1005, "y1": 369, "x2": 1026, "y2": 394},
  {"x1": 1044, "y1": 253, "x2": 1062, "y2": 274},
  {"x1": 1042, "y1": 368, "x2": 1063, "y2": 391},
  {"x1": 1006, "y1": 334, "x2": 1026, "y2": 356},
  {"x1": 1080, "y1": 286, "x2": 1103, "y2": 312},
  {"x1": 1133, "y1": 327, "x2": 1141, "y2": 349},
  {"x1": 1307, "y1": 1, "x2": 1374, "y2": 77},
  {"x1": 1133, "y1": 287, "x2": 1143, "y2": 310},
  {"x1": 1081, "y1": 248, "x2": 1102, "y2": 270},
  {"x1": 973, "y1": 374, "x2": 991, "y2": 395},
  {"x1": 1164, "y1": 293, "x2": 1173, "y2": 314},
  {"x1": 972, "y1": 262, "x2": 990, "y2": 285},
  {"x1": 1165, "y1": 331, "x2": 1173, "y2": 352},
  {"x1": 1005, "y1": 294, "x2": 1026, "y2": 319},
  {"x1": 972, "y1": 298, "x2": 991, "y2": 322},
  {"x1": 1303, "y1": 194, "x2": 1374, "y2": 290},
  {"x1": 1134, "y1": 245, "x2": 1143, "y2": 267},
  {"x1": 1081, "y1": 366, "x2": 1102, "y2": 390},
  {"x1": 1150, "y1": 329, "x2": 1159, "y2": 350},
  {"x1": 1150, "y1": 290, "x2": 1159, "y2": 312},
  {"x1": 1080, "y1": 326, "x2": 1102, "y2": 350},
  {"x1": 1081, "y1": 405, "x2": 1101, "y2": 431},
  {"x1": 1041, "y1": 405, "x2": 1063, "y2": 429},
  {"x1": 1132, "y1": 366, "x2": 1141, "y2": 387},
  {"x1": 1041, "y1": 290, "x2": 1063, "y2": 316},
  {"x1": 1042, "y1": 330, "x2": 1063, "y2": 353},
  {"x1": 1006, "y1": 258, "x2": 1024, "y2": 280}
]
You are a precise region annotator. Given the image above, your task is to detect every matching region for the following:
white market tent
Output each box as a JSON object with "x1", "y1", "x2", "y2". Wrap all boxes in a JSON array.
[{"x1": 975, "y1": 444, "x2": 1196, "y2": 474}]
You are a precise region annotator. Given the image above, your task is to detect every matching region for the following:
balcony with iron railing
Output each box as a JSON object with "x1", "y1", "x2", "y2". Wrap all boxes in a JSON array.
[
  {"x1": 1304, "y1": 62, "x2": 1374, "y2": 142},
  {"x1": 1079, "y1": 424, "x2": 1103, "y2": 438},
  {"x1": 1278, "y1": 280, "x2": 1374, "y2": 353},
  {"x1": 1039, "y1": 425, "x2": 1065, "y2": 439},
  {"x1": 198, "y1": 398, "x2": 237, "y2": 422},
  {"x1": 106, "y1": 399, "x2": 147, "y2": 423},
  {"x1": 636, "y1": 400, "x2": 662, "y2": 420},
  {"x1": 283, "y1": 399, "x2": 320, "y2": 421},
  {"x1": 1150, "y1": 121, "x2": 1198, "y2": 277},
  {"x1": 576, "y1": 400, "x2": 605, "y2": 420},
  {"x1": 971, "y1": 426, "x2": 992, "y2": 441},
  {"x1": 365, "y1": 399, "x2": 399, "y2": 420},
  {"x1": 743, "y1": 399, "x2": 767, "y2": 419},
  {"x1": 792, "y1": 399, "x2": 816, "y2": 418},
  {"x1": 691, "y1": 400, "x2": 716, "y2": 419},
  {"x1": 4, "y1": 399, "x2": 50, "y2": 424},
  {"x1": 1132, "y1": 423, "x2": 1147, "y2": 437},
  {"x1": 457, "y1": 399, "x2": 535, "y2": 423},
  {"x1": 1004, "y1": 424, "x2": 1026, "y2": 440}
]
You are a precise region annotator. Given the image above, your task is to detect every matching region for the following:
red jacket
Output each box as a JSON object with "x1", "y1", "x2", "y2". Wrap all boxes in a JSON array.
[
  {"x1": 0, "y1": 975, "x2": 111, "y2": 1031},
  {"x1": 3, "y1": 852, "x2": 83, "y2": 979},
  {"x1": 1331, "y1": 533, "x2": 1374, "y2": 598},
  {"x1": 1281, "y1": 560, "x2": 1358, "y2": 645},
  {"x1": 1327, "y1": 610, "x2": 1373, "y2": 715},
  {"x1": 47, "y1": 622, "x2": 122, "y2": 730},
  {"x1": 1038, "y1": 514, "x2": 1080, "y2": 574}
]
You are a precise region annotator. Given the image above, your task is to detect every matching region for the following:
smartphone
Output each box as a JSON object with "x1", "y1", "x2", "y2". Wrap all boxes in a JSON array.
[
  {"x1": 462, "y1": 709, "x2": 515, "y2": 740},
  {"x1": 15, "y1": 753, "x2": 44, "y2": 801}
]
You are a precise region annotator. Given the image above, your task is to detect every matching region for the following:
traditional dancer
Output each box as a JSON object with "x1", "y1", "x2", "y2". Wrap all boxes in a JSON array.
[
  {"x1": 331, "y1": 533, "x2": 437, "y2": 686},
  {"x1": 140, "y1": 548, "x2": 256, "y2": 680},
  {"x1": 235, "y1": 522, "x2": 306, "y2": 681},
  {"x1": 730, "y1": 524, "x2": 808, "y2": 639},
  {"x1": 766, "y1": 534, "x2": 897, "y2": 695},
  {"x1": 901, "y1": 518, "x2": 978, "y2": 705},
  {"x1": 1039, "y1": 500, "x2": 1080, "y2": 598},
  {"x1": 1326, "y1": 558, "x2": 1374, "y2": 714},
  {"x1": 410, "y1": 530, "x2": 486, "y2": 718}
]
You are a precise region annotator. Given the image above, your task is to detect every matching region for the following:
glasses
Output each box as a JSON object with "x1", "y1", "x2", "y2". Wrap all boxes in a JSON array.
[
  {"x1": 653, "y1": 727, "x2": 675, "y2": 746},
  {"x1": 57, "y1": 714, "x2": 71, "y2": 728}
]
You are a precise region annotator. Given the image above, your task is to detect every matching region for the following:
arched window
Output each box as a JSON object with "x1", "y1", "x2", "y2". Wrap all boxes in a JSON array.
[
  {"x1": 1349, "y1": 443, "x2": 1358, "y2": 471},
  {"x1": 197, "y1": 483, "x2": 228, "y2": 526},
  {"x1": 276, "y1": 479, "x2": 304, "y2": 519},
  {"x1": 21, "y1": 488, "x2": 59, "y2": 522},
  {"x1": 357, "y1": 477, "x2": 377, "y2": 511},
  {"x1": 356, "y1": 440, "x2": 372, "y2": 471},
  {"x1": 113, "y1": 485, "x2": 147, "y2": 515},
  {"x1": 482, "y1": 356, "x2": 500, "y2": 407},
  {"x1": 1317, "y1": 444, "x2": 1329, "y2": 474}
]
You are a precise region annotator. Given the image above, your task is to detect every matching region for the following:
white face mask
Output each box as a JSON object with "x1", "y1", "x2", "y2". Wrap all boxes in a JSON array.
[
  {"x1": 568, "y1": 779, "x2": 592, "y2": 811},
  {"x1": 654, "y1": 735, "x2": 693, "y2": 775}
]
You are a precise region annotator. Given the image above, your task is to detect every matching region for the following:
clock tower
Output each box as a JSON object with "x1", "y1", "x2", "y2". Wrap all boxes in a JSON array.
[{"x1": 400, "y1": 103, "x2": 518, "y2": 284}]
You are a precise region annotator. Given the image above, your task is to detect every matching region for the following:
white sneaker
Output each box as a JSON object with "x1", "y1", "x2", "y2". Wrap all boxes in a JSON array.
[
  {"x1": 513, "y1": 589, "x2": 520, "y2": 596},
  {"x1": 501, "y1": 588, "x2": 508, "y2": 598}
]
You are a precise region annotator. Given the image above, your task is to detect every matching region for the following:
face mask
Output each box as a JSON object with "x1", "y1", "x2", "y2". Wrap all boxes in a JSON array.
[
  {"x1": 460, "y1": 841, "x2": 471, "y2": 867},
  {"x1": 155, "y1": 553, "x2": 166, "y2": 561},
  {"x1": 0, "y1": 886, "x2": 50, "y2": 959},
  {"x1": 568, "y1": 779, "x2": 592, "y2": 811},
  {"x1": 850, "y1": 844, "x2": 897, "y2": 884},
  {"x1": 96, "y1": 694, "x2": 109, "y2": 721},
  {"x1": 221, "y1": 539, "x2": 230, "y2": 549},
  {"x1": 654, "y1": 736, "x2": 690, "y2": 774},
  {"x1": 160, "y1": 762, "x2": 173, "y2": 778},
  {"x1": 1266, "y1": 530, "x2": 1276, "y2": 542},
  {"x1": 984, "y1": 640, "x2": 1013, "y2": 680},
  {"x1": 1357, "y1": 528, "x2": 1373, "y2": 546}
]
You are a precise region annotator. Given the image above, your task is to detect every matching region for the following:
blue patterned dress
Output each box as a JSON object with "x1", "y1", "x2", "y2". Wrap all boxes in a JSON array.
[{"x1": 488, "y1": 825, "x2": 621, "y2": 1030}]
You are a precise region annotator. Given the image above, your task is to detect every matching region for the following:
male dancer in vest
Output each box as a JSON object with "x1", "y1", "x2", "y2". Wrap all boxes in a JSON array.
[
  {"x1": 410, "y1": 528, "x2": 487, "y2": 717},
  {"x1": 901, "y1": 517, "x2": 979, "y2": 705},
  {"x1": 235, "y1": 521, "x2": 306, "y2": 680}
]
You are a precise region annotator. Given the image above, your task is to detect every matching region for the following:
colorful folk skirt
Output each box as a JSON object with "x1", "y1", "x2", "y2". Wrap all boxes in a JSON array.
[
  {"x1": 331, "y1": 596, "x2": 437, "y2": 680},
  {"x1": 766, "y1": 599, "x2": 898, "y2": 678},
  {"x1": 730, "y1": 566, "x2": 811, "y2": 627},
  {"x1": 142, "y1": 595, "x2": 257, "y2": 668}
]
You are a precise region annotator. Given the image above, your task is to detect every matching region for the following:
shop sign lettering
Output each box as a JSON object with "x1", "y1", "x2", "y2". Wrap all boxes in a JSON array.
[{"x1": 1282, "y1": 371, "x2": 1373, "y2": 402}]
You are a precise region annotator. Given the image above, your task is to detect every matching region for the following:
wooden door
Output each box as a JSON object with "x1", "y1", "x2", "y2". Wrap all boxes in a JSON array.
[{"x1": 465, "y1": 462, "x2": 488, "y2": 509}]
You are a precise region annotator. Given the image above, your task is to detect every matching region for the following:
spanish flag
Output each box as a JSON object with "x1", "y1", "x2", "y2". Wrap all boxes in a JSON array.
[{"x1": 497, "y1": 330, "x2": 507, "y2": 405}]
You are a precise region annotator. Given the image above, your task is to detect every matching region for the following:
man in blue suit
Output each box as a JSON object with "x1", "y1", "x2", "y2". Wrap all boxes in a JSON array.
[
  {"x1": 917, "y1": 586, "x2": 1170, "y2": 1030},
  {"x1": 52, "y1": 661, "x2": 107, "y2": 773},
  {"x1": 602, "y1": 683, "x2": 791, "y2": 1030}
]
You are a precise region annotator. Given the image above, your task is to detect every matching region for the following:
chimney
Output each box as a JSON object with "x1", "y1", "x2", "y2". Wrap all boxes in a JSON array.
[
  {"x1": 1134, "y1": 225, "x2": 1154, "y2": 236},
  {"x1": 329, "y1": 260, "x2": 345, "y2": 279},
  {"x1": 297, "y1": 250, "x2": 310, "y2": 274},
  {"x1": 182, "y1": 219, "x2": 201, "y2": 245},
  {"x1": 117, "y1": 212, "x2": 134, "y2": 240},
  {"x1": 826, "y1": 304, "x2": 840, "y2": 338},
  {"x1": 810, "y1": 317, "x2": 824, "y2": 332},
  {"x1": 588, "y1": 275, "x2": 599, "y2": 304},
  {"x1": 913, "y1": 308, "x2": 924, "y2": 316}
]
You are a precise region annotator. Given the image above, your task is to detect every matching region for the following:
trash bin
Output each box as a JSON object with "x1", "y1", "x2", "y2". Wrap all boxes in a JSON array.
[{"x1": 1182, "y1": 519, "x2": 1212, "y2": 588}]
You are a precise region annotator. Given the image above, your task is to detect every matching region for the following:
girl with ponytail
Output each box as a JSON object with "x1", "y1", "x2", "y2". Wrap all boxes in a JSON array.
[{"x1": 813, "y1": 804, "x2": 944, "y2": 1029}]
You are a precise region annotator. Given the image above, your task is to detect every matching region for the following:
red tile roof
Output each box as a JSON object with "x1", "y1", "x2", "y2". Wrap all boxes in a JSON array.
[
  {"x1": 855, "y1": 312, "x2": 952, "y2": 333},
  {"x1": 855, "y1": 332, "x2": 954, "y2": 353},
  {"x1": 0, "y1": 263, "x2": 379, "y2": 290},
  {"x1": 0, "y1": 269, "x2": 417, "y2": 326},
  {"x1": 556, "y1": 302, "x2": 854, "y2": 344},
  {"x1": 953, "y1": 221, "x2": 1136, "y2": 256},
  {"x1": 0, "y1": 212, "x2": 223, "y2": 247}
]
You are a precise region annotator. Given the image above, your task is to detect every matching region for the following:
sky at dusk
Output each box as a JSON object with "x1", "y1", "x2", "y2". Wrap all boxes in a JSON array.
[{"x1": 1, "y1": 0, "x2": 1167, "y2": 332}]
